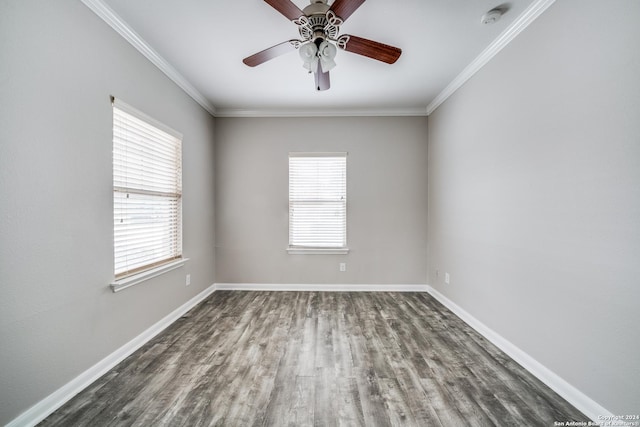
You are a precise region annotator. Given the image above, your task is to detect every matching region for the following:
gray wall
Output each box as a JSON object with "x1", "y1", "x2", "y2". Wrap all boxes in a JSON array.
[
  {"x1": 215, "y1": 117, "x2": 428, "y2": 285},
  {"x1": 0, "y1": 1, "x2": 216, "y2": 424},
  {"x1": 427, "y1": 0, "x2": 640, "y2": 414}
]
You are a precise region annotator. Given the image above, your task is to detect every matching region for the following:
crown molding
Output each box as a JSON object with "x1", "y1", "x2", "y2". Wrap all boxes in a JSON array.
[
  {"x1": 82, "y1": 0, "x2": 554, "y2": 119},
  {"x1": 81, "y1": 0, "x2": 216, "y2": 116},
  {"x1": 426, "y1": 0, "x2": 557, "y2": 115},
  {"x1": 214, "y1": 107, "x2": 428, "y2": 118}
]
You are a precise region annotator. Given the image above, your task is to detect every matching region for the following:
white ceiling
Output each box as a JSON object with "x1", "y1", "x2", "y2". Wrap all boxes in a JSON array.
[{"x1": 88, "y1": 0, "x2": 544, "y2": 116}]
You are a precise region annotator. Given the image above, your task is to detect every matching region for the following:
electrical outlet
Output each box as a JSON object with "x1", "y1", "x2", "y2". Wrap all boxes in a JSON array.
[
  {"x1": 186, "y1": 274, "x2": 191, "y2": 286},
  {"x1": 444, "y1": 273, "x2": 450, "y2": 284},
  {"x1": 339, "y1": 262, "x2": 346, "y2": 272}
]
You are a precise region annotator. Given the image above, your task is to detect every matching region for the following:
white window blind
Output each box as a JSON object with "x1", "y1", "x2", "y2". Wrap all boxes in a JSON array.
[
  {"x1": 112, "y1": 98, "x2": 183, "y2": 278},
  {"x1": 289, "y1": 152, "x2": 347, "y2": 249}
]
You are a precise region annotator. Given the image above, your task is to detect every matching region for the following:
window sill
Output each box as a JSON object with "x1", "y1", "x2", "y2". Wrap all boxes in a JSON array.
[
  {"x1": 287, "y1": 248, "x2": 349, "y2": 255},
  {"x1": 110, "y1": 258, "x2": 189, "y2": 293}
]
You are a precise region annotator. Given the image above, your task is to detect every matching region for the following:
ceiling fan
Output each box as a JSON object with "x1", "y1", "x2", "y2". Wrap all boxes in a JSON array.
[{"x1": 243, "y1": 0, "x2": 402, "y2": 91}]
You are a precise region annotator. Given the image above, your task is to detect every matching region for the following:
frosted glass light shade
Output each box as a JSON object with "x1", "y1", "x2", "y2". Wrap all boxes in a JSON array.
[
  {"x1": 318, "y1": 41, "x2": 337, "y2": 72},
  {"x1": 299, "y1": 43, "x2": 319, "y2": 71}
]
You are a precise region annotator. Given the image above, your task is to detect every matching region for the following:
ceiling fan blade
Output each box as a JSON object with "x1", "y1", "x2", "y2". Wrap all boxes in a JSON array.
[
  {"x1": 315, "y1": 61, "x2": 330, "y2": 91},
  {"x1": 329, "y1": 0, "x2": 365, "y2": 22},
  {"x1": 264, "y1": 0, "x2": 304, "y2": 21},
  {"x1": 340, "y1": 35, "x2": 401, "y2": 64},
  {"x1": 243, "y1": 41, "x2": 297, "y2": 67}
]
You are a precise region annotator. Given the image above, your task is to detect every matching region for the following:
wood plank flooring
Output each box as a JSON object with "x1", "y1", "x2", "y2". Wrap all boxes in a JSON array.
[{"x1": 40, "y1": 291, "x2": 588, "y2": 426}]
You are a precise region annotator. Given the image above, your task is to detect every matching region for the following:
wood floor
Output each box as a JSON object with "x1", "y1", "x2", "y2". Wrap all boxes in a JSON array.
[{"x1": 41, "y1": 291, "x2": 588, "y2": 426}]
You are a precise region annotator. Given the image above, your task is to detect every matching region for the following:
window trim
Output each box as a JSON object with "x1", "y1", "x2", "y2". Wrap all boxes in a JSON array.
[
  {"x1": 286, "y1": 248, "x2": 349, "y2": 255},
  {"x1": 111, "y1": 97, "x2": 184, "y2": 291},
  {"x1": 288, "y1": 152, "x2": 348, "y2": 255},
  {"x1": 110, "y1": 258, "x2": 189, "y2": 293}
]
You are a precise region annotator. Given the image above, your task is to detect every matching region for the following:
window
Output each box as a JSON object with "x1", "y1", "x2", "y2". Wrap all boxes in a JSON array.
[
  {"x1": 288, "y1": 152, "x2": 348, "y2": 254},
  {"x1": 111, "y1": 98, "x2": 183, "y2": 288}
]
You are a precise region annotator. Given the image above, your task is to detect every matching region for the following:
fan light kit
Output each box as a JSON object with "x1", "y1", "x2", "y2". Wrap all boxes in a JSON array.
[{"x1": 243, "y1": 0, "x2": 402, "y2": 91}]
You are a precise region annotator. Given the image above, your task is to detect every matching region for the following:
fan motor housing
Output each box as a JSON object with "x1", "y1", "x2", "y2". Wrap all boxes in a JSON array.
[
  {"x1": 299, "y1": 0, "x2": 341, "y2": 42},
  {"x1": 302, "y1": 2, "x2": 328, "y2": 16}
]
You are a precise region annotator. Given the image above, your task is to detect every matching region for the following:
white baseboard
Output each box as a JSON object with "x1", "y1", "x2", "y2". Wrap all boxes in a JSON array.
[
  {"x1": 214, "y1": 283, "x2": 429, "y2": 292},
  {"x1": 425, "y1": 285, "x2": 612, "y2": 422},
  {"x1": 7, "y1": 284, "x2": 216, "y2": 427},
  {"x1": 10, "y1": 282, "x2": 610, "y2": 426}
]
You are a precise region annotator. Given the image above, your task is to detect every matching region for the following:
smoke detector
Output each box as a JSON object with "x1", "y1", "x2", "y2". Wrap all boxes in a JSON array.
[{"x1": 481, "y1": 8, "x2": 504, "y2": 24}]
